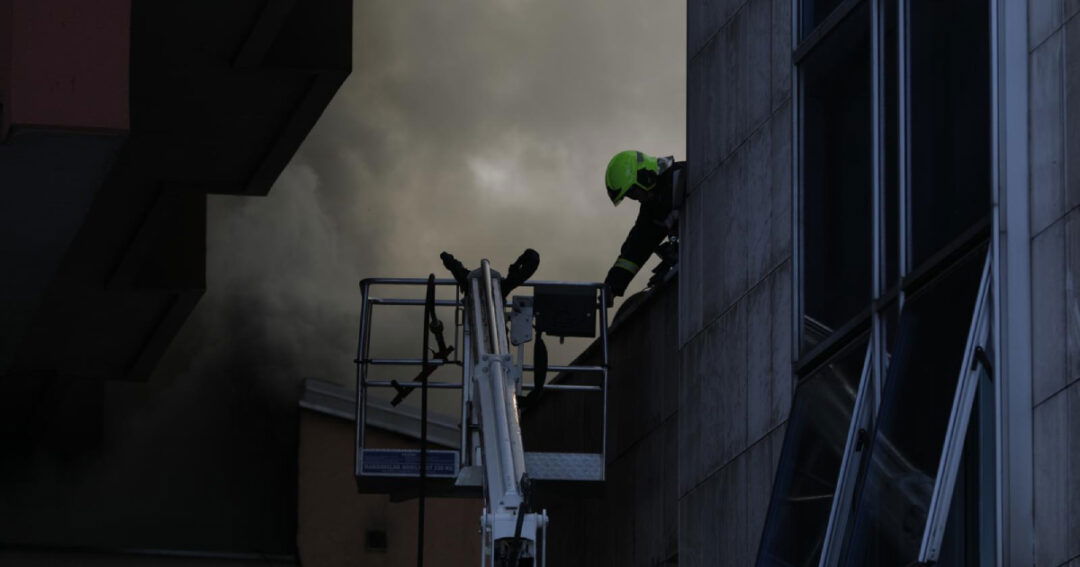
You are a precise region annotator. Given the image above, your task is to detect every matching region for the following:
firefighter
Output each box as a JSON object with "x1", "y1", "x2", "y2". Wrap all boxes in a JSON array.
[{"x1": 603, "y1": 150, "x2": 686, "y2": 304}]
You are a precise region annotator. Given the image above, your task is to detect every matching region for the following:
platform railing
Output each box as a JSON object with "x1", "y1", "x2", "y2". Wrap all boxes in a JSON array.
[{"x1": 354, "y1": 276, "x2": 610, "y2": 490}]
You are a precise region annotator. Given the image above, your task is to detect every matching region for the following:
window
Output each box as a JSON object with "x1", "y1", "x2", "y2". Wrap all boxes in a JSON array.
[
  {"x1": 935, "y1": 359, "x2": 996, "y2": 567},
  {"x1": 907, "y1": 0, "x2": 990, "y2": 269},
  {"x1": 756, "y1": 338, "x2": 869, "y2": 566},
  {"x1": 761, "y1": 0, "x2": 994, "y2": 565},
  {"x1": 838, "y1": 248, "x2": 990, "y2": 566},
  {"x1": 802, "y1": 0, "x2": 855, "y2": 39},
  {"x1": 800, "y1": 1, "x2": 872, "y2": 352}
]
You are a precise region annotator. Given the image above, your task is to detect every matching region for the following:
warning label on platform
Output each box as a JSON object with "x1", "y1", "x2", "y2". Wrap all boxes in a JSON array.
[{"x1": 361, "y1": 449, "x2": 459, "y2": 478}]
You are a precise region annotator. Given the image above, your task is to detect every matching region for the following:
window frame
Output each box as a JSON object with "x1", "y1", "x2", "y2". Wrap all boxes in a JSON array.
[
  {"x1": 817, "y1": 345, "x2": 874, "y2": 565},
  {"x1": 818, "y1": 248, "x2": 992, "y2": 567},
  {"x1": 919, "y1": 254, "x2": 992, "y2": 562},
  {"x1": 992, "y1": 0, "x2": 1035, "y2": 564},
  {"x1": 786, "y1": 0, "x2": 1000, "y2": 564},
  {"x1": 793, "y1": 0, "x2": 874, "y2": 373},
  {"x1": 756, "y1": 338, "x2": 872, "y2": 566}
]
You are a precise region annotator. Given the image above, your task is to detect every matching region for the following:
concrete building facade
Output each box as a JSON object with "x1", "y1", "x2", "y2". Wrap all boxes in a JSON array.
[
  {"x1": 680, "y1": 0, "x2": 792, "y2": 564},
  {"x1": 523, "y1": 282, "x2": 679, "y2": 566},
  {"x1": 670, "y1": 0, "x2": 1075, "y2": 565},
  {"x1": 537, "y1": 0, "x2": 1080, "y2": 565}
]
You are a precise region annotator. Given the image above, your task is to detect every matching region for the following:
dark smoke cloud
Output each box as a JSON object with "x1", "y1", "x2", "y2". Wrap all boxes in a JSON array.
[
  {"x1": 6, "y1": 1, "x2": 684, "y2": 552},
  {"x1": 196, "y1": 0, "x2": 686, "y2": 392}
]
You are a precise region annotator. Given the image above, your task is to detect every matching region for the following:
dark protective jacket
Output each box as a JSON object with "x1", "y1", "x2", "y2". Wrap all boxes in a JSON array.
[{"x1": 604, "y1": 161, "x2": 686, "y2": 297}]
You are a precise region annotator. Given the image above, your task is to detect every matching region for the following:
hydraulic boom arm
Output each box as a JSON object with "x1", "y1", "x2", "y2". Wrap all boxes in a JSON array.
[{"x1": 466, "y1": 259, "x2": 546, "y2": 566}]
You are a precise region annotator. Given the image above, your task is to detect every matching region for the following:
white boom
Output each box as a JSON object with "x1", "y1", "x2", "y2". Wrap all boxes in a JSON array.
[
  {"x1": 466, "y1": 260, "x2": 546, "y2": 566},
  {"x1": 354, "y1": 262, "x2": 610, "y2": 566}
]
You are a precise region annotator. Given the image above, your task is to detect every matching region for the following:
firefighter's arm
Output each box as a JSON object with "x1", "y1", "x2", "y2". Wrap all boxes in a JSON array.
[{"x1": 604, "y1": 212, "x2": 668, "y2": 298}]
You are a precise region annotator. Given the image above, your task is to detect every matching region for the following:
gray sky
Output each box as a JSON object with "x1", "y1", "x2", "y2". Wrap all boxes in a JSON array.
[{"x1": 180, "y1": 0, "x2": 685, "y2": 393}]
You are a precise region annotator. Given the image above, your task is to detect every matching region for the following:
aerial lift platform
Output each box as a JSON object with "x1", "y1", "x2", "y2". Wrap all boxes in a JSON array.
[{"x1": 354, "y1": 256, "x2": 609, "y2": 566}]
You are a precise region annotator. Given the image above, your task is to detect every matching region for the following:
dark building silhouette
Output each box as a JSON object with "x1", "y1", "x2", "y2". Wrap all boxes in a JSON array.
[{"x1": 1, "y1": 1, "x2": 350, "y2": 563}]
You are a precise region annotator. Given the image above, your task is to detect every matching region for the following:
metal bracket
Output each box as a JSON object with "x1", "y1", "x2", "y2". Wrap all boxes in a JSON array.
[
  {"x1": 971, "y1": 345, "x2": 992, "y2": 379},
  {"x1": 854, "y1": 427, "x2": 869, "y2": 452},
  {"x1": 510, "y1": 296, "x2": 534, "y2": 346}
]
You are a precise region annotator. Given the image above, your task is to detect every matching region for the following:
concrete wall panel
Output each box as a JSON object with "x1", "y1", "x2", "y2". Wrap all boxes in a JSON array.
[
  {"x1": 1031, "y1": 8, "x2": 1080, "y2": 567},
  {"x1": 769, "y1": 102, "x2": 793, "y2": 270},
  {"x1": 1033, "y1": 389, "x2": 1071, "y2": 567},
  {"x1": 682, "y1": 0, "x2": 792, "y2": 561},
  {"x1": 678, "y1": 483, "x2": 703, "y2": 567},
  {"x1": 700, "y1": 302, "x2": 749, "y2": 480},
  {"x1": 687, "y1": 51, "x2": 712, "y2": 192},
  {"x1": 770, "y1": 260, "x2": 793, "y2": 426},
  {"x1": 680, "y1": 184, "x2": 705, "y2": 346},
  {"x1": 746, "y1": 0, "x2": 773, "y2": 133},
  {"x1": 718, "y1": 5, "x2": 747, "y2": 166},
  {"x1": 746, "y1": 425, "x2": 785, "y2": 562},
  {"x1": 1033, "y1": 217, "x2": 1068, "y2": 404},
  {"x1": 770, "y1": 0, "x2": 792, "y2": 112},
  {"x1": 747, "y1": 126, "x2": 776, "y2": 283},
  {"x1": 747, "y1": 279, "x2": 774, "y2": 442},
  {"x1": 1070, "y1": 383, "x2": 1080, "y2": 564},
  {"x1": 687, "y1": 29, "x2": 733, "y2": 190},
  {"x1": 679, "y1": 320, "x2": 704, "y2": 495},
  {"x1": 747, "y1": 268, "x2": 792, "y2": 444},
  {"x1": 1071, "y1": 382, "x2": 1080, "y2": 561},
  {"x1": 1065, "y1": 17, "x2": 1080, "y2": 211},
  {"x1": 1032, "y1": 0, "x2": 1067, "y2": 50},
  {"x1": 1031, "y1": 30, "x2": 1066, "y2": 236},
  {"x1": 1067, "y1": 210, "x2": 1080, "y2": 385},
  {"x1": 702, "y1": 151, "x2": 748, "y2": 323},
  {"x1": 695, "y1": 454, "x2": 749, "y2": 567},
  {"x1": 688, "y1": 0, "x2": 745, "y2": 60}
]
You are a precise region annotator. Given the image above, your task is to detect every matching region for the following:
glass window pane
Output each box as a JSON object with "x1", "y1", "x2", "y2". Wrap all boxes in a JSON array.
[
  {"x1": 936, "y1": 341, "x2": 995, "y2": 566},
  {"x1": 908, "y1": 0, "x2": 990, "y2": 267},
  {"x1": 802, "y1": 0, "x2": 846, "y2": 37},
  {"x1": 802, "y1": 3, "x2": 872, "y2": 351},
  {"x1": 838, "y1": 245, "x2": 987, "y2": 567},
  {"x1": 756, "y1": 337, "x2": 869, "y2": 567}
]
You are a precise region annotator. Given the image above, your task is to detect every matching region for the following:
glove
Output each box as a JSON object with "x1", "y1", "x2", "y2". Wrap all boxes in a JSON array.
[
  {"x1": 604, "y1": 266, "x2": 632, "y2": 298},
  {"x1": 603, "y1": 284, "x2": 615, "y2": 308},
  {"x1": 440, "y1": 252, "x2": 470, "y2": 287}
]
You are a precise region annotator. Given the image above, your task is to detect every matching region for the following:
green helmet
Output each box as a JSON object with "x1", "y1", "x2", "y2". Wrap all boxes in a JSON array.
[{"x1": 605, "y1": 150, "x2": 661, "y2": 206}]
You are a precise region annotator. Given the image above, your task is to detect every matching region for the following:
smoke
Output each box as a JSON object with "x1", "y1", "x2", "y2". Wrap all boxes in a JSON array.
[
  {"x1": 195, "y1": 0, "x2": 687, "y2": 392},
  {"x1": 6, "y1": 0, "x2": 685, "y2": 553}
]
